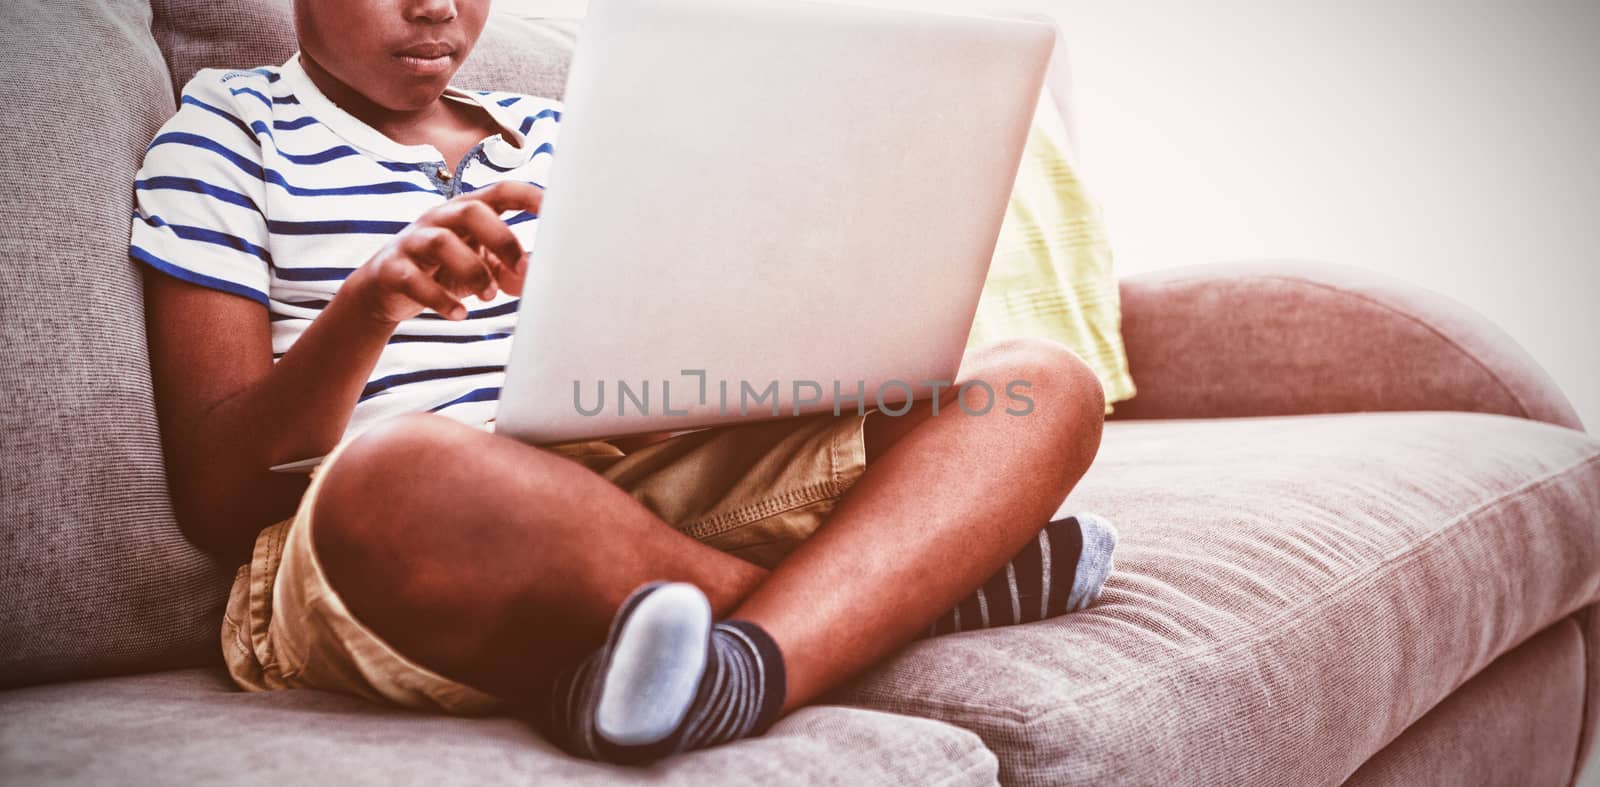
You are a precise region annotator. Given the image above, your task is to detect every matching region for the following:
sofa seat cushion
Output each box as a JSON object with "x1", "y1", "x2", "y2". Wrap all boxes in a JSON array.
[
  {"x1": 0, "y1": 668, "x2": 997, "y2": 786},
  {"x1": 830, "y1": 411, "x2": 1600, "y2": 786},
  {"x1": 1343, "y1": 615, "x2": 1587, "y2": 787}
]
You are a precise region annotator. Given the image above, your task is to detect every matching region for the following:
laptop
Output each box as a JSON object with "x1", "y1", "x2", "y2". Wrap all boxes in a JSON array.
[
  {"x1": 271, "y1": 0, "x2": 1053, "y2": 471},
  {"x1": 495, "y1": 0, "x2": 1055, "y2": 444}
]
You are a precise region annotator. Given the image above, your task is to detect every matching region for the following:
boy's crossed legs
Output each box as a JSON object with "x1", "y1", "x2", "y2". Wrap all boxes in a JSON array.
[{"x1": 238, "y1": 338, "x2": 1109, "y2": 758}]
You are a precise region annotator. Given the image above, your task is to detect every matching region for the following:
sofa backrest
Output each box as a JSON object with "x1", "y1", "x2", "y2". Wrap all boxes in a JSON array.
[{"x1": 0, "y1": 0, "x2": 231, "y2": 689}]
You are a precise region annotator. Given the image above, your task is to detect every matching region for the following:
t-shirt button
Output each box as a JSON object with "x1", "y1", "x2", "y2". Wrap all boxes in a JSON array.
[{"x1": 436, "y1": 166, "x2": 452, "y2": 181}]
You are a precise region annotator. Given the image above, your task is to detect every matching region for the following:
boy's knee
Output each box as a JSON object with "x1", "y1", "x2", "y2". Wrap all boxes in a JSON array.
[
  {"x1": 331, "y1": 413, "x2": 478, "y2": 483},
  {"x1": 310, "y1": 413, "x2": 472, "y2": 557},
  {"x1": 967, "y1": 338, "x2": 1105, "y2": 468},
  {"x1": 968, "y1": 338, "x2": 1105, "y2": 416},
  {"x1": 349, "y1": 412, "x2": 470, "y2": 457}
]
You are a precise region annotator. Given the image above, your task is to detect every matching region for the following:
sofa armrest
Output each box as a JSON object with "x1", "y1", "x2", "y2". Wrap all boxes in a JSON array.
[{"x1": 1107, "y1": 259, "x2": 1584, "y2": 431}]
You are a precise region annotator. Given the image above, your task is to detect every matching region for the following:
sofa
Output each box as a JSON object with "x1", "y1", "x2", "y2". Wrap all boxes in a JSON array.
[{"x1": 1, "y1": 1, "x2": 1596, "y2": 784}]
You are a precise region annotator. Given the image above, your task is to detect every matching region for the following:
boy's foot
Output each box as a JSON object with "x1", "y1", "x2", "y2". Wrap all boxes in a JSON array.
[
  {"x1": 923, "y1": 512, "x2": 1118, "y2": 636},
  {"x1": 542, "y1": 581, "x2": 787, "y2": 764}
]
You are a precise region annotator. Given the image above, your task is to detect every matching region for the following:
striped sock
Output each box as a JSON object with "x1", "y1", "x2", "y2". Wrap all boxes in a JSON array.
[
  {"x1": 542, "y1": 581, "x2": 786, "y2": 764},
  {"x1": 921, "y1": 512, "x2": 1117, "y2": 637}
]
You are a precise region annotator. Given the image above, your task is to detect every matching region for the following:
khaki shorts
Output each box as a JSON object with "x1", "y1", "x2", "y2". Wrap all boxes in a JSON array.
[{"x1": 222, "y1": 412, "x2": 868, "y2": 715}]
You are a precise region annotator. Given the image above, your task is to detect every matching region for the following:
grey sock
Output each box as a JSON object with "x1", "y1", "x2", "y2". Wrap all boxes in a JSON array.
[
  {"x1": 543, "y1": 581, "x2": 786, "y2": 764},
  {"x1": 923, "y1": 512, "x2": 1117, "y2": 636}
]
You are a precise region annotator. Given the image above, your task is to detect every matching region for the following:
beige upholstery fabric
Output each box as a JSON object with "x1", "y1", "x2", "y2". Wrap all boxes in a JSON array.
[
  {"x1": 151, "y1": 0, "x2": 577, "y2": 101},
  {"x1": 0, "y1": 0, "x2": 233, "y2": 688},
  {"x1": 1111, "y1": 260, "x2": 1586, "y2": 431},
  {"x1": 0, "y1": 668, "x2": 999, "y2": 786},
  {"x1": 1344, "y1": 616, "x2": 1585, "y2": 787},
  {"x1": 830, "y1": 410, "x2": 1600, "y2": 785}
]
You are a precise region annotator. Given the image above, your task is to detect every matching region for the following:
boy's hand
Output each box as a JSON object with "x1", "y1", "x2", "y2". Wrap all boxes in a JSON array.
[{"x1": 347, "y1": 181, "x2": 543, "y2": 324}]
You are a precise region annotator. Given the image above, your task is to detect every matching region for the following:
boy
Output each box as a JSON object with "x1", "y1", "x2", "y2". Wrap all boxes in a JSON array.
[{"x1": 134, "y1": 0, "x2": 1117, "y2": 765}]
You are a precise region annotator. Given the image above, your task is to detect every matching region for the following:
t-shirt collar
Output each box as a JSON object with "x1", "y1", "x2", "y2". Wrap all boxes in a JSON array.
[{"x1": 279, "y1": 51, "x2": 534, "y2": 169}]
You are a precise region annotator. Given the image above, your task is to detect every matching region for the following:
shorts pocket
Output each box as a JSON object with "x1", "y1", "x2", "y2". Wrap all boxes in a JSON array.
[
  {"x1": 222, "y1": 562, "x2": 271, "y2": 691},
  {"x1": 692, "y1": 491, "x2": 848, "y2": 569}
]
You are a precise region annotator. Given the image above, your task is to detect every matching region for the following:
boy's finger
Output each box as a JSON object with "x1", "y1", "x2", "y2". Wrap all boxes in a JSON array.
[
  {"x1": 490, "y1": 246, "x2": 527, "y2": 297},
  {"x1": 418, "y1": 229, "x2": 495, "y2": 297},
  {"x1": 457, "y1": 180, "x2": 544, "y2": 216},
  {"x1": 474, "y1": 248, "x2": 501, "y2": 300},
  {"x1": 437, "y1": 199, "x2": 525, "y2": 284},
  {"x1": 398, "y1": 226, "x2": 455, "y2": 274},
  {"x1": 399, "y1": 270, "x2": 466, "y2": 320}
]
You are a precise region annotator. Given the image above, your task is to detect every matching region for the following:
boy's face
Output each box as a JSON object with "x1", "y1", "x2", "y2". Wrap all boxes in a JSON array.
[{"x1": 294, "y1": 0, "x2": 491, "y2": 110}]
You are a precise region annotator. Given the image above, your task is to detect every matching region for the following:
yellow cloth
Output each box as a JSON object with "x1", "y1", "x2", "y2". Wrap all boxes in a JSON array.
[{"x1": 966, "y1": 91, "x2": 1136, "y2": 414}]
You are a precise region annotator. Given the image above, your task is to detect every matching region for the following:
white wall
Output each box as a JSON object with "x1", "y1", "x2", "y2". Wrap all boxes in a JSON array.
[
  {"x1": 497, "y1": 0, "x2": 1599, "y2": 433},
  {"x1": 498, "y1": 0, "x2": 590, "y2": 15},
  {"x1": 1053, "y1": 0, "x2": 1599, "y2": 433}
]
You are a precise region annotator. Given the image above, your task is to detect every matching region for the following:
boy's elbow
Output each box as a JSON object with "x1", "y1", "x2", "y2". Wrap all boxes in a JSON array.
[{"x1": 166, "y1": 461, "x2": 305, "y2": 565}]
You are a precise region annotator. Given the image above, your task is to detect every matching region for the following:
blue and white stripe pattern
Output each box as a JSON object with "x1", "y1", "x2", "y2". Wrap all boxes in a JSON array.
[{"x1": 130, "y1": 52, "x2": 562, "y2": 437}]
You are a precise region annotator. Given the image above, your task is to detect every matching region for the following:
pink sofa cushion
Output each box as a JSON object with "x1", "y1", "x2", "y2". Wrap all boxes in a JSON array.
[
  {"x1": 833, "y1": 410, "x2": 1600, "y2": 785},
  {"x1": 1112, "y1": 260, "x2": 1585, "y2": 431},
  {"x1": 1345, "y1": 617, "x2": 1586, "y2": 787}
]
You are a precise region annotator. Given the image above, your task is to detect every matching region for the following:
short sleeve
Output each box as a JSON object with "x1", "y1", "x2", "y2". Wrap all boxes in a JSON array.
[{"x1": 130, "y1": 69, "x2": 273, "y2": 306}]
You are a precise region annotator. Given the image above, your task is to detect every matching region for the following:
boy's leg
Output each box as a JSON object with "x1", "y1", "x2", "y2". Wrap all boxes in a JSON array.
[
  {"x1": 730, "y1": 337, "x2": 1106, "y2": 712},
  {"x1": 307, "y1": 414, "x2": 773, "y2": 704},
  {"x1": 544, "y1": 334, "x2": 1107, "y2": 761},
  {"x1": 543, "y1": 337, "x2": 1108, "y2": 761},
  {"x1": 309, "y1": 335, "x2": 1101, "y2": 714}
]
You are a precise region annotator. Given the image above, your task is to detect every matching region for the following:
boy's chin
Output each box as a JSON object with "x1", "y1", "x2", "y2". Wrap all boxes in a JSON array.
[{"x1": 382, "y1": 81, "x2": 457, "y2": 109}]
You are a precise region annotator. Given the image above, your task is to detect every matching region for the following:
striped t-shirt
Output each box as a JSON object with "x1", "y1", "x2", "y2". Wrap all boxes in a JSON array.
[{"x1": 130, "y1": 52, "x2": 560, "y2": 439}]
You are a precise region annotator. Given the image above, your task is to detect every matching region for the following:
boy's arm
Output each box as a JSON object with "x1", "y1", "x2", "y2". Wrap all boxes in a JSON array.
[
  {"x1": 146, "y1": 183, "x2": 541, "y2": 560},
  {"x1": 144, "y1": 268, "x2": 389, "y2": 559}
]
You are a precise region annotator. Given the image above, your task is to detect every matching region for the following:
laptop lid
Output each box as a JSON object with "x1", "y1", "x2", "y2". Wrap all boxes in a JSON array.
[{"x1": 497, "y1": 0, "x2": 1054, "y2": 444}]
